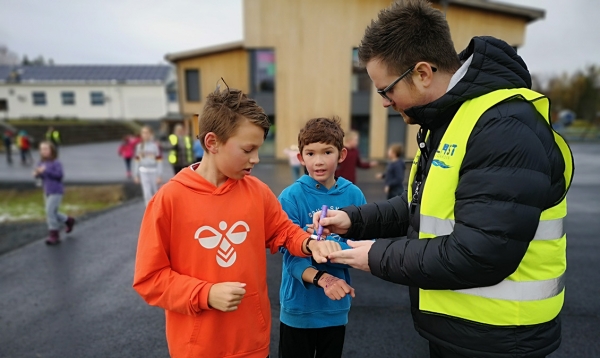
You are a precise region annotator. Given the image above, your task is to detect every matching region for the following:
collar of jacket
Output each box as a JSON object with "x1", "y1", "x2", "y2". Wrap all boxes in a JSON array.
[{"x1": 405, "y1": 36, "x2": 533, "y2": 131}]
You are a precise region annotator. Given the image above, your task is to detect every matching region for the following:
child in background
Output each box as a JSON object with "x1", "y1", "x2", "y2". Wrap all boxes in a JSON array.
[
  {"x1": 133, "y1": 84, "x2": 342, "y2": 358},
  {"x1": 17, "y1": 130, "x2": 33, "y2": 166},
  {"x1": 118, "y1": 134, "x2": 137, "y2": 179},
  {"x1": 376, "y1": 143, "x2": 405, "y2": 199},
  {"x1": 334, "y1": 130, "x2": 377, "y2": 184},
  {"x1": 33, "y1": 141, "x2": 75, "y2": 245},
  {"x1": 283, "y1": 144, "x2": 302, "y2": 182},
  {"x1": 278, "y1": 117, "x2": 364, "y2": 358},
  {"x1": 133, "y1": 126, "x2": 163, "y2": 206}
]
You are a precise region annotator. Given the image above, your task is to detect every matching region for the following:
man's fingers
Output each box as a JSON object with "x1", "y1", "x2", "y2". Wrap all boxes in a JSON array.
[{"x1": 347, "y1": 240, "x2": 371, "y2": 248}]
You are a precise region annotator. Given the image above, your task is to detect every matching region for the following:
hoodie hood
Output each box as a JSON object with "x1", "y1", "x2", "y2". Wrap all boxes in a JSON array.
[
  {"x1": 405, "y1": 36, "x2": 532, "y2": 129},
  {"x1": 278, "y1": 174, "x2": 366, "y2": 231},
  {"x1": 171, "y1": 164, "x2": 239, "y2": 196},
  {"x1": 297, "y1": 174, "x2": 354, "y2": 196}
]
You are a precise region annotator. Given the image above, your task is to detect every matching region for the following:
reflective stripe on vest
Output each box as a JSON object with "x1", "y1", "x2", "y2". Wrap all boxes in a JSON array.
[
  {"x1": 168, "y1": 134, "x2": 193, "y2": 164},
  {"x1": 420, "y1": 216, "x2": 564, "y2": 241},
  {"x1": 408, "y1": 88, "x2": 574, "y2": 326}
]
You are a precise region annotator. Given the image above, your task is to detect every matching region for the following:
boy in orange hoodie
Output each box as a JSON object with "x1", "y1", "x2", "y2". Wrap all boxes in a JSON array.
[{"x1": 133, "y1": 83, "x2": 343, "y2": 358}]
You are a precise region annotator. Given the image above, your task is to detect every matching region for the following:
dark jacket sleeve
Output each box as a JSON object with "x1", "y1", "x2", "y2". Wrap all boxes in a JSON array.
[
  {"x1": 368, "y1": 101, "x2": 564, "y2": 289},
  {"x1": 340, "y1": 191, "x2": 410, "y2": 239}
]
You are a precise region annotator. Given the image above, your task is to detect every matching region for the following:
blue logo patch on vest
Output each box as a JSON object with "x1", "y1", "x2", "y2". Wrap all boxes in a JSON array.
[
  {"x1": 431, "y1": 143, "x2": 457, "y2": 169},
  {"x1": 432, "y1": 159, "x2": 451, "y2": 169}
]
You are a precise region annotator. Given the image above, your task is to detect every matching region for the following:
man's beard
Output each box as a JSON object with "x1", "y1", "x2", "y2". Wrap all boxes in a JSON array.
[{"x1": 399, "y1": 111, "x2": 417, "y2": 125}]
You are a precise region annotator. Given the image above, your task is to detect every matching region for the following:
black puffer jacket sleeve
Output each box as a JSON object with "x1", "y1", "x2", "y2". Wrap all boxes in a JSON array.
[
  {"x1": 368, "y1": 100, "x2": 565, "y2": 289},
  {"x1": 340, "y1": 191, "x2": 410, "y2": 239}
]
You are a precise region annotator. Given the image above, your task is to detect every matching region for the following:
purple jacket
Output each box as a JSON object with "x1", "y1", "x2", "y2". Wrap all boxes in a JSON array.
[{"x1": 37, "y1": 160, "x2": 64, "y2": 195}]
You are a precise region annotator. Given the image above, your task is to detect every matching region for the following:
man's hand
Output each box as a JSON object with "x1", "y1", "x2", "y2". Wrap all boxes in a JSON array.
[
  {"x1": 308, "y1": 239, "x2": 342, "y2": 263},
  {"x1": 328, "y1": 240, "x2": 374, "y2": 272},
  {"x1": 308, "y1": 209, "x2": 351, "y2": 237},
  {"x1": 207, "y1": 282, "x2": 246, "y2": 312},
  {"x1": 319, "y1": 273, "x2": 356, "y2": 300},
  {"x1": 133, "y1": 177, "x2": 140, "y2": 184},
  {"x1": 156, "y1": 177, "x2": 162, "y2": 185}
]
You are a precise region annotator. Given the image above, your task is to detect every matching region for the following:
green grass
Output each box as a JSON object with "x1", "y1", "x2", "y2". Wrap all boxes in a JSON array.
[{"x1": 0, "y1": 185, "x2": 125, "y2": 223}]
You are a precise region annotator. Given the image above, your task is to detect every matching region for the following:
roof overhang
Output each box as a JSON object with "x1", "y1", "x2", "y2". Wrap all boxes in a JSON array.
[
  {"x1": 164, "y1": 41, "x2": 245, "y2": 62},
  {"x1": 434, "y1": 0, "x2": 544, "y2": 22}
]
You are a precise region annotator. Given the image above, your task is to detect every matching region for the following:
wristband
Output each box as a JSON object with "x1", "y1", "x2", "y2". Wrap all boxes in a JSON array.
[
  {"x1": 313, "y1": 270, "x2": 327, "y2": 288},
  {"x1": 305, "y1": 234, "x2": 319, "y2": 254}
]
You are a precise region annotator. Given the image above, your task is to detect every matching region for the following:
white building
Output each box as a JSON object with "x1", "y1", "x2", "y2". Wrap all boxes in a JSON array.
[{"x1": 0, "y1": 65, "x2": 179, "y2": 121}]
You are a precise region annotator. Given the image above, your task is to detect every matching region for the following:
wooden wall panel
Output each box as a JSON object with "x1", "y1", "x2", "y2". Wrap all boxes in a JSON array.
[
  {"x1": 244, "y1": 0, "x2": 392, "y2": 159},
  {"x1": 175, "y1": 49, "x2": 249, "y2": 136},
  {"x1": 243, "y1": 0, "x2": 532, "y2": 159}
]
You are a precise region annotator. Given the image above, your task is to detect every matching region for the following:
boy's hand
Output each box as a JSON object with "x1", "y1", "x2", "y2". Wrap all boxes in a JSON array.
[
  {"x1": 318, "y1": 273, "x2": 355, "y2": 300},
  {"x1": 328, "y1": 240, "x2": 373, "y2": 272},
  {"x1": 207, "y1": 282, "x2": 246, "y2": 312},
  {"x1": 308, "y1": 209, "x2": 351, "y2": 237},
  {"x1": 133, "y1": 177, "x2": 140, "y2": 184},
  {"x1": 308, "y1": 239, "x2": 341, "y2": 263}
]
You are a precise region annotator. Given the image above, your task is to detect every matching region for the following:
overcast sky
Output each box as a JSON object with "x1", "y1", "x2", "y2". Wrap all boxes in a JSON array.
[{"x1": 1, "y1": 0, "x2": 598, "y2": 78}]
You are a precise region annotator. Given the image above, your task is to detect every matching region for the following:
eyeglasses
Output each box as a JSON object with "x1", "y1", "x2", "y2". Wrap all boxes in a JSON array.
[{"x1": 377, "y1": 65, "x2": 437, "y2": 102}]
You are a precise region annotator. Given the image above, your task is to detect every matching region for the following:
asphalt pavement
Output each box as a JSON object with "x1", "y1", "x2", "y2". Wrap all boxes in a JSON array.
[{"x1": 0, "y1": 141, "x2": 598, "y2": 357}]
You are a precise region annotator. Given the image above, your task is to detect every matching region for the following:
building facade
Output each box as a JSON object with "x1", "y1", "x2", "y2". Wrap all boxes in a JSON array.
[
  {"x1": 167, "y1": 0, "x2": 544, "y2": 159},
  {"x1": 0, "y1": 65, "x2": 178, "y2": 121}
]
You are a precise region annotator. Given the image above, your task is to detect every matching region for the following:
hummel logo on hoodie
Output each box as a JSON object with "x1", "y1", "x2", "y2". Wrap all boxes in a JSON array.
[{"x1": 194, "y1": 221, "x2": 249, "y2": 267}]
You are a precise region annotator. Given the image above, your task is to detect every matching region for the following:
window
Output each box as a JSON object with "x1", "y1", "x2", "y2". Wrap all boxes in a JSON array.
[
  {"x1": 250, "y1": 50, "x2": 275, "y2": 93},
  {"x1": 90, "y1": 91, "x2": 104, "y2": 105},
  {"x1": 351, "y1": 49, "x2": 371, "y2": 93},
  {"x1": 32, "y1": 92, "x2": 46, "y2": 106},
  {"x1": 185, "y1": 69, "x2": 200, "y2": 102},
  {"x1": 166, "y1": 81, "x2": 178, "y2": 103},
  {"x1": 62, "y1": 91, "x2": 75, "y2": 105}
]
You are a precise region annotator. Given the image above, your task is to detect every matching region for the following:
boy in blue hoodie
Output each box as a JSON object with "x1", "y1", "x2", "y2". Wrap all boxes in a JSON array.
[{"x1": 278, "y1": 117, "x2": 366, "y2": 358}]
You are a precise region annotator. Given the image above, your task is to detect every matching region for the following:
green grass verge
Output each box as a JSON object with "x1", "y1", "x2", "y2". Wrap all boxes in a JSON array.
[{"x1": 0, "y1": 185, "x2": 125, "y2": 223}]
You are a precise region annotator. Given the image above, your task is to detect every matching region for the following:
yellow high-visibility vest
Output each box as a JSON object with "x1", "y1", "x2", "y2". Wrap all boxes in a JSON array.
[
  {"x1": 408, "y1": 88, "x2": 574, "y2": 326},
  {"x1": 46, "y1": 130, "x2": 60, "y2": 144},
  {"x1": 168, "y1": 134, "x2": 193, "y2": 165}
]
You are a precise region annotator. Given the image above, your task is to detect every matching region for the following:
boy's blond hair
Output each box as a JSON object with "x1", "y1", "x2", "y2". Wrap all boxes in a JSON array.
[
  {"x1": 297, "y1": 116, "x2": 345, "y2": 155},
  {"x1": 344, "y1": 130, "x2": 359, "y2": 147},
  {"x1": 389, "y1": 143, "x2": 404, "y2": 158},
  {"x1": 198, "y1": 85, "x2": 270, "y2": 151}
]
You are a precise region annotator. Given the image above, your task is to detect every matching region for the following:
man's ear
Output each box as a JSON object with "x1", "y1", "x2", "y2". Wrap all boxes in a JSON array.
[
  {"x1": 414, "y1": 61, "x2": 435, "y2": 88},
  {"x1": 296, "y1": 152, "x2": 306, "y2": 166},
  {"x1": 338, "y1": 147, "x2": 348, "y2": 163},
  {"x1": 204, "y1": 132, "x2": 219, "y2": 154}
]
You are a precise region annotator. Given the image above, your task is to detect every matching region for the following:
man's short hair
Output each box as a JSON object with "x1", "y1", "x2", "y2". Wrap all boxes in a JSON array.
[
  {"x1": 198, "y1": 86, "x2": 270, "y2": 150},
  {"x1": 298, "y1": 116, "x2": 345, "y2": 155},
  {"x1": 358, "y1": 0, "x2": 460, "y2": 79}
]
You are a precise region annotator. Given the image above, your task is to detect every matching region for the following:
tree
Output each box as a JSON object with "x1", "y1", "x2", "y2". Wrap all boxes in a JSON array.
[
  {"x1": 540, "y1": 66, "x2": 600, "y2": 122},
  {"x1": 0, "y1": 45, "x2": 19, "y2": 65}
]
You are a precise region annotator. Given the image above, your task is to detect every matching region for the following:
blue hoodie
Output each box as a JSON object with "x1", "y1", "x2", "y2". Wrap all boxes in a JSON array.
[{"x1": 278, "y1": 175, "x2": 366, "y2": 328}]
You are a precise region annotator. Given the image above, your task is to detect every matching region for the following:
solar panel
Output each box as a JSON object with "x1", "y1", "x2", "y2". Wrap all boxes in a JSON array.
[{"x1": 0, "y1": 65, "x2": 171, "y2": 82}]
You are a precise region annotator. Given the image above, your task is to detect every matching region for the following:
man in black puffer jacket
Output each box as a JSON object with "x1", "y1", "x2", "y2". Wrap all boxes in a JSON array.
[{"x1": 314, "y1": 1, "x2": 574, "y2": 357}]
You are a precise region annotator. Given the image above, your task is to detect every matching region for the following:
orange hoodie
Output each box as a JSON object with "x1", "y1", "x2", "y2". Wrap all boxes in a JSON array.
[{"x1": 133, "y1": 166, "x2": 309, "y2": 358}]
